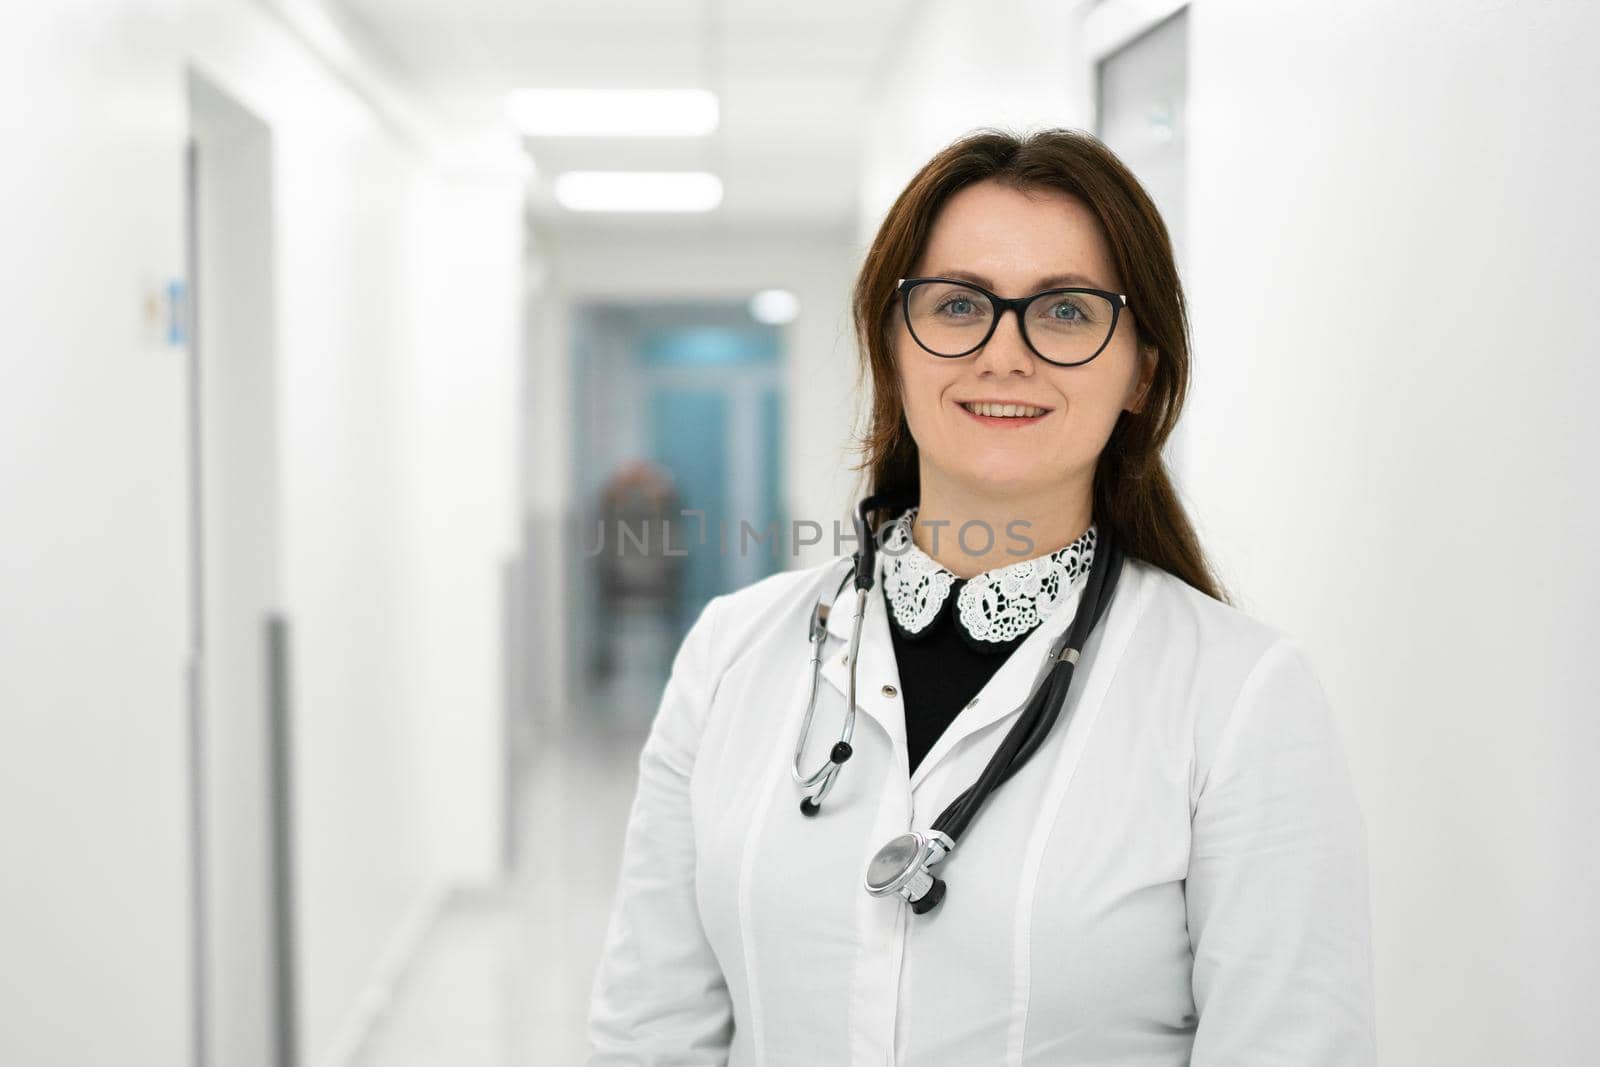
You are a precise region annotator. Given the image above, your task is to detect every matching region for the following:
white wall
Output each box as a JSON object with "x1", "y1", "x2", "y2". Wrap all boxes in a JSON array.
[
  {"x1": 0, "y1": 2, "x2": 525, "y2": 1065},
  {"x1": 857, "y1": 0, "x2": 1095, "y2": 242},
  {"x1": 1179, "y1": 1, "x2": 1600, "y2": 1061},
  {"x1": 398, "y1": 170, "x2": 523, "y2": 890},
  {"x1": 0, "y1": 5, "x2": 191, "y2": 1065},
  {"x1": 860, "y1": 0, "x2": 1600, "y2": 1062}
]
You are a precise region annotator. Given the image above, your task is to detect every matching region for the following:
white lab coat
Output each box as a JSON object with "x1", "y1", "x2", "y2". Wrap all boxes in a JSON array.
[{"x1": 586, "y1": 550, "x2": 1376, "y2": 1066}]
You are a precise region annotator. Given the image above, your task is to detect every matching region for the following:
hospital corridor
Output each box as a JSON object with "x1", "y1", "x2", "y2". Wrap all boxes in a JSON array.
[{"x1": 5, "y1": 1, "x2": 1600, "y2": 1065}]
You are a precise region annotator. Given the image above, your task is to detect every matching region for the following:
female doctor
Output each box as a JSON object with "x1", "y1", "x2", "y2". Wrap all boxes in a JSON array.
[{"x1": 586, "y1": 128, "x2": 1376, "y2": 1065}]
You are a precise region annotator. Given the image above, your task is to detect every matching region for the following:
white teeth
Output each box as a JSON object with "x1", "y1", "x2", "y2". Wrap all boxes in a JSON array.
[{"x1": 963, "y1": 401, "x2": 1046, "y2": 418}]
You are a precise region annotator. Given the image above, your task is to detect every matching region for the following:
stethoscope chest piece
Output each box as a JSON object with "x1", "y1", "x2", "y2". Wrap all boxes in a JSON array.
[{"x1": 863, "y1": 829, "x2": 955, "y2": 914}]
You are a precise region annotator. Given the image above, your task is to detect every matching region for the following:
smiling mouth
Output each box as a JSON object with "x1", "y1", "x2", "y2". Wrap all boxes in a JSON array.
[{"x1": 958, "y1": 400, "x2": 1052, "y2": 419}]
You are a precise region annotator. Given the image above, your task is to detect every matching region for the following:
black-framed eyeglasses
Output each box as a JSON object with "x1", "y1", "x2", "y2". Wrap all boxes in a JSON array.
[{"x1": 896, "y1": 276, "x2": 1128, "y2": 368}]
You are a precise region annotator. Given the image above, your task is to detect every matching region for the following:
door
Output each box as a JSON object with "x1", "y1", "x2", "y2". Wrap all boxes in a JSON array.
[
  {"x1": 1095, "y1": 5, "x2": 1191, "y2": 479},
  {"x1": 186, "y1": 69, "x2": 295, "y2": 1067}
]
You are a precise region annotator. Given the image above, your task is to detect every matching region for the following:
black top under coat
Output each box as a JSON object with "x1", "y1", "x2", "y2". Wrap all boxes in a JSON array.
[{"x1": 885, "y1": 578, "x2": 1033, "y2": 778}]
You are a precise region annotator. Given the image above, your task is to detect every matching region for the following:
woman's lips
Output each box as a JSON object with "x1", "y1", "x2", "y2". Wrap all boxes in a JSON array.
[{"x1": 956, "y1": 401, "x2": 1051, "y2": 427}]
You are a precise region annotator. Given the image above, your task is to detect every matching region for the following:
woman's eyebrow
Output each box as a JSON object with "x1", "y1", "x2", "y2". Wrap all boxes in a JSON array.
[{"x1": 934, "y1": 268, "x2": 1106, "y2": 291}]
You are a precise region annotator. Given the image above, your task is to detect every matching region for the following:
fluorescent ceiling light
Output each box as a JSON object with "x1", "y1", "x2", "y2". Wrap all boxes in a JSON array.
[
  {"x1": 749, "y1": 289, "x2": 800, "y2": 324},
  {"x1": 554, "y1": 171, "x2": 723, "y2": 213},
  {"x1": 504, "y1": 88, "x2": 719, "y2": 137}
]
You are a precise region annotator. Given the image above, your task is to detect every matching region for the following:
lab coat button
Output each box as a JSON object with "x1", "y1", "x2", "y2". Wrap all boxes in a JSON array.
[{"x1": 881, "y1": 684, "x2": 898, "y2": 698}]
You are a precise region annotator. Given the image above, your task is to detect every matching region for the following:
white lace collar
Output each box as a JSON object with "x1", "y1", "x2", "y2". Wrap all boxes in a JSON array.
[{"x1": 880, "y1": 506, "x2": 1097, "y2": 647}]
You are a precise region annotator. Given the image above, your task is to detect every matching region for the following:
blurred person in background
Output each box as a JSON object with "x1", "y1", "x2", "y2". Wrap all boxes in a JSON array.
[
  {"x1": 586, "y1": 128, "x2": 1374, "y2": 1065},
  {"x1": 593, "y1": 459, "x2": 686, "y2": 679}
]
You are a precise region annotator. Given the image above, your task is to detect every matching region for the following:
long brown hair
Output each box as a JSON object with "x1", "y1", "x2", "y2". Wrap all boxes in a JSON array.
[{"x1": 849, "y1": 126, "x2": 1228, "y2": 603}]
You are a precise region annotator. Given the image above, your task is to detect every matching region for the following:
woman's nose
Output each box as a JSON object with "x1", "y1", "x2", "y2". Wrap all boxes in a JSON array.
[{"x1": 971, "y1": 307, "x2": 1036, "y2": 376}]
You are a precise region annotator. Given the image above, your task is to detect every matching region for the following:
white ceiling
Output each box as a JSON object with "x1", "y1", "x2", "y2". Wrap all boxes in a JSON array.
[{"x1": 332, "y1": 0, "x2": 915, "y2": 232}]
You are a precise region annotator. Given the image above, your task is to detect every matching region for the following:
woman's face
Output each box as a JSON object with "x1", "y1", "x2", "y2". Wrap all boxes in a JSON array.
[{"x1": 893, "y1": 178, "x2": 1156, "y2": 504}]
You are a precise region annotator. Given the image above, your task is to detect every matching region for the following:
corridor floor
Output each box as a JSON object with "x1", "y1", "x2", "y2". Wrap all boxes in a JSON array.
[{"x1": 353, "y1": 658, "x2": 665, "y2": 1066}]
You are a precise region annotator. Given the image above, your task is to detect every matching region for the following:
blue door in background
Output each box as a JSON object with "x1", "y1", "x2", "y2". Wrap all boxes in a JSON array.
[
  {"x1": 647, "y1": 387, "x2": 729, "y2": 635},
  {"x1": 569, "y1": 301, "x2": 787, "y2": 701}
]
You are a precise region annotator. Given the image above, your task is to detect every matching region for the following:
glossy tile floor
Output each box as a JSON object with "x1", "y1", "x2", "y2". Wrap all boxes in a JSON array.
[{"x1": 353, "y1": 608, "x2": 674, "y2": 1067}]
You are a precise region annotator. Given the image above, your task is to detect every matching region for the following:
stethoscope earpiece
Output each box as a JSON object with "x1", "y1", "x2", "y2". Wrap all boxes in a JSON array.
[{"x1": 797, "y1": 742, "x2": 853, "y2": 817}]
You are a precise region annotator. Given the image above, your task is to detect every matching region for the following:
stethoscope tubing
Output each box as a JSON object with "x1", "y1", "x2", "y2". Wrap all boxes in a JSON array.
[
  {"x1": 793, "y1": 489, "x2": 913, "y2": 807},
  {"x1": 792, "y1": 612, "x2": 832, "y2": 790},
  {"x1": 793, "y1": 576, "x2": 869, "y2": 804},
  {"x1": 931, "y1": 530, "x2": 1124, "y2": 841}
]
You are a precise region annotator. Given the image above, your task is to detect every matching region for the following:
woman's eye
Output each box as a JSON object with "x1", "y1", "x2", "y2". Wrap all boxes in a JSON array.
[
  {"x1": 1034, "y1": 298, "x2": 1097, "y2": 327},
  {"x1": 936, "y1": 297, "x2": 977, "y2": 316}
]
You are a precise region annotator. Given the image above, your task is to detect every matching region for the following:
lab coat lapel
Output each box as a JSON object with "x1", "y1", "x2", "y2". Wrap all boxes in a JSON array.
[{"x1": 817, "y1": 569, "x2": 908, "y2": 764}]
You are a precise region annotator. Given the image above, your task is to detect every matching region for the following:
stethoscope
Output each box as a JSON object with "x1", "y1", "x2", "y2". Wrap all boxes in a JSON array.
[{"x1": 791, "y1": 488, "x2": 1126, "y2": 915}]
